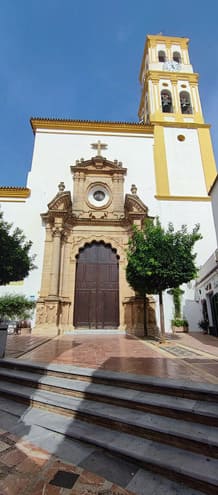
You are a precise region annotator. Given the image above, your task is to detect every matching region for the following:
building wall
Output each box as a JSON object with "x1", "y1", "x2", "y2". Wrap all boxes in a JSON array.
[
  {"x1": 211, "y1": 178, "x2": 218, "y2": 245},
  {"x1": 164, "y1": 128, "x2": 207, "y2": 197},
  {"x1": 1, "y1": 124, "x2": 217, "y2": 333},
  {"x1": 195, "y1": 178, "x2": 218, "y2": 336}
]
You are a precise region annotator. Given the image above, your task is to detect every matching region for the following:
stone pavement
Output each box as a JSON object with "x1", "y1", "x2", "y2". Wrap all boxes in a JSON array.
[
  {"x1": 0, "y1": 403, "x2": 207, "y2": 495},
  {"x1": 5, "y1": 331, "x2": 218, "y2": 384},
  {"x1": 1, "y1": 330, "x2": 218, "y2": 494},
  {"x1": 5, "y1": 334, "x2": 51, "y2": 359},
  {"x1": 0, "y1": 427, "x2": 133, "y2": 495}
]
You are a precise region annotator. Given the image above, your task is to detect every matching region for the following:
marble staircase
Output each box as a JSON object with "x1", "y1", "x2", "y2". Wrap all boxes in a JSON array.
[{"x1": 0, "y1": 358, "x2": 217, "y2": 494}]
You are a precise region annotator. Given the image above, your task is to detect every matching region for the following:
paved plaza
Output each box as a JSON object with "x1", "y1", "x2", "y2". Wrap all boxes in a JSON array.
[
  {"x1": 0, "y1": 330, "x2": 218, "y2": 494},
  {"x1": 5, "y1": 331, "x2": 218, "y2": 384},
  {"x1": 0, "y1": 428, "x2": 135, "y2": 495}
]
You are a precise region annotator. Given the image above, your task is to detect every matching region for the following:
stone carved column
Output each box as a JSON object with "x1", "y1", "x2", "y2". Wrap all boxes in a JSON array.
[
  {"x1": 49, "y1": 226, "x2": 63, "y2": 297},
  {"x1": 72, "y1": 171, "x2": 85, "y2": 214},
  {"x1": 60, "y1": 232, "x2": 71, "y2": 298},
  {"x1": 38, "y1": 222, "x2": 53, "y2": 297}
]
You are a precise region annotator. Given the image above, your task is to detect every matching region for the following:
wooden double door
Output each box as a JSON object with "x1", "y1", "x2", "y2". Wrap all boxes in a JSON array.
[{"x1": 74, "y1": 242, "x2": 119, "y2": 329}]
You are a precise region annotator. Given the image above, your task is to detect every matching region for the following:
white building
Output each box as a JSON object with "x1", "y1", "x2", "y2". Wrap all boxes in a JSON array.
[
  {"x1": 196, "y1": 175, "x2": 218, "y2": 337},
  {"x1": 0, "y1": 34, "x2": 217, "y2": 335}
]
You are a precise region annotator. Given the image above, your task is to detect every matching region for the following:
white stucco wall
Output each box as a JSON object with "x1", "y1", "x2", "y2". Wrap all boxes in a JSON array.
[
  {"x1": 1, "y1": 129, "x2": 156, "y2": 305},
  {"x1": 211, "y1": 177, "x2": 218, "y2": 245},
  {"x1": 164, "y1": 128, "x2": 207, "y2": 197},
  {"x1": 1, "y1": 125, "x2": 216, "y2": 334},
  {"x1": 155, "y1": 199, "x2": 217, "y2": 331},
  {"x1": 28, "y1": 129, "x2": 156, "y2": 213},
  {"x1": 156, "y1": 200, "x2": 216, "y2": 265}
]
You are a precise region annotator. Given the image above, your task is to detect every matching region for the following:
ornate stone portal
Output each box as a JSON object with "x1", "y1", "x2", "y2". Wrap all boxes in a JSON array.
[{"x1": 35, "y1": 151, "x2": 158, "y2": 336}]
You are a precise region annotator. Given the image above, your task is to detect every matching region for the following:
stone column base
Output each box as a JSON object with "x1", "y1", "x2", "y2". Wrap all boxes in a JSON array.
[
  {"x1": 33, "y1": 323, "x2": 59, "y2": 337},
  {"x1": 35, "y1": 297, "x2": 60, "y2": 329}
]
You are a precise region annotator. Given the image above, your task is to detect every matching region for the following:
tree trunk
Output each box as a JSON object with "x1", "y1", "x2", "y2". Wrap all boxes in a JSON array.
[
  {"x1": 144, "y1": 295, "x2": 147, "y2": 337},
  {"x1": 159, "y1": 291, "x2": 165, "y2": 343}
]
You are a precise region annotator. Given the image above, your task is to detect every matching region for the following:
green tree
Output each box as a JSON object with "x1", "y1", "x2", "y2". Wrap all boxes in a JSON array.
[
  {"x1": 0, "y1": 294, "x2": 36, "y2": 321},
  {"x1": 0, "y1": 209, "x2": 36, "y2": 285},
  {"x1": 126, "y1": 219, "x2": 202, "y2": 341}
]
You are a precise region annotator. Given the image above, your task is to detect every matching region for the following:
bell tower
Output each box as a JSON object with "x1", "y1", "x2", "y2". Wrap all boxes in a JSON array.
[
  {"x1": 138, "y1": 34, "x2": 204, "y2": 125},
  {"x1": 138, "y1": 34, "x2": 216, "y2": 199}
]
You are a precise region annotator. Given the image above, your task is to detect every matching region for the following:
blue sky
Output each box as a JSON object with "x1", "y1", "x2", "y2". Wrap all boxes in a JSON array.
[{"x1": 0, "y1": 0, "x2": 218, "y2": 186}]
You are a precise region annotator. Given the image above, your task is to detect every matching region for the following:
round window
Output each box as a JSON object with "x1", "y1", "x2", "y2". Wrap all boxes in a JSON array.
[
  {"x1": 93, "y1": 190, "x2": 105, "y2": 202},
  {"x1": 177, "y1": 134, "x2": 185, "y2": 142},
  {"x1": 87, "y1": 184, "x2": 110, "y2": 208}
]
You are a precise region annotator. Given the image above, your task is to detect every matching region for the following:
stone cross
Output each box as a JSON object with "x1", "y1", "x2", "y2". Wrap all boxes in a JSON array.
[{"x1": 91, "y1": 140, "x2": 108, "y2": 156}]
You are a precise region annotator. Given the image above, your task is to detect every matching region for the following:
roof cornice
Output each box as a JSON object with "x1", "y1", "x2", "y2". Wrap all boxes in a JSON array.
[
  {"x1": 30, "y1": 118, "x2": 153, "y2": 135},
  {"x1": 0, "y1": 187, "x2": 30, "y2": 199}
]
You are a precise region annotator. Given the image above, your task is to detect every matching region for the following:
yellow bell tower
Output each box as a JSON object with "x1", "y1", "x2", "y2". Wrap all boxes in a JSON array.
[
  {"x1": 139, "y1": 34, "x2": 204, "y2": 125},
  {"x1": 138, "y1": 34, "x2": 216, "y2": 198}
]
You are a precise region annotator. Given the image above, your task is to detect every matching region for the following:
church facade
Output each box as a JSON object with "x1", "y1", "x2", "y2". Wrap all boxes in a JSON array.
[{"x1": 0, "y1": 34, "x2": 217, "y2": 335}]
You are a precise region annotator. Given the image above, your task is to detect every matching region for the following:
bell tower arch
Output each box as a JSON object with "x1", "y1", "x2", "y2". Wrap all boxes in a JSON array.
[{"x1": 138, "y1": 34, "x2": 216, "y2": 199}]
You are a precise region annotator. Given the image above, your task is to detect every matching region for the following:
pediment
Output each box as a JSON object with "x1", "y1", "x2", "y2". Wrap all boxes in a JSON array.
[
  {"x1": 47, "y1": 191, "x2": 72, "y2": 212},
  {"x1": 125, "y1": 194, "x2": 148, "y2": 216},
  {"x1": 71, "y1": 156, "x2": 127, "y2": 176}
]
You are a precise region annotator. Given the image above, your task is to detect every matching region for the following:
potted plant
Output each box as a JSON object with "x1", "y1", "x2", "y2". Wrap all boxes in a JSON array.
[
  {"x1": 171, "y1": 318, "x2": 189, "y2": 333},
  {"x1": 198, "y1": 319, "x2": 209, "y2": 334}
]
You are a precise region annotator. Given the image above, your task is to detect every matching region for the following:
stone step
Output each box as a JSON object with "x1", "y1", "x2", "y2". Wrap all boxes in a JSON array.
[
  {"x1": 0, "y1": 396, "x2": 208, "y2": 495},
  {"x1": 1, "y1": 357, "x2": 218, "y2": 402},
  {"x1": 1, "y1": 359, "x2": 218, "y2": 494},
  {"x1": 15, "y1": 406, "x2": 218, "y2": 495},
  {"x1": 0, "y1": 367, "x2": 217, "y2": 426},
  {"x1": 0, "y1": 379, "x2": 217, "y2": 459}
]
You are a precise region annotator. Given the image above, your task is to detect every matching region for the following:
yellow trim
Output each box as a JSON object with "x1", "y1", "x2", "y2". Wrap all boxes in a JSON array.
[
  {"x1": 31, "y1": 119, "x2": 153, "y2": 135},
  {"x1": 149, "y1": 113, "x2": 204, "y2": 125},
  {"x1": 197, "y1": 128, "x2": 217, "y2": 192},
  {"x1": 147, "y1": 35, "x2": 189, "y2": 45},
  {"x1": 0, "y1": 188, "x2": 30, "y2": 199},
  {"x1": 153, "y1": 126, "x2": 169, "y2": 196},
  {"x1": 0, "y1": 199, "x2": 26, "y2": 203},
  {"x1": 155, "y1": 195, "x2": 211, "y2": 202},
  {"x1": 146, "y1": 71, "x2": 199, "y2": 84},
  {"x1": 150, "y1": 121, "x2": 209, "y2": 129}
]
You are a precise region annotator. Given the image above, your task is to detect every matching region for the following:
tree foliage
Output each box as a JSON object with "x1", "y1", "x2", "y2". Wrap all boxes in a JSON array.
[
  {"x1": 167, "y1": 287, "x2": 184, "y2": 319},
  {"x1": 0, "y1": 294, "x2": 36, "y2": 320},
  {"x1": 0, "y1": 209, "x2": 36, "y2": 285},
  {"x1": 126, "y1": 219, "x2": 202, "y2": 340},
  {"x1": 126, "y1": 219, "x2": 202, "y2": 294}
]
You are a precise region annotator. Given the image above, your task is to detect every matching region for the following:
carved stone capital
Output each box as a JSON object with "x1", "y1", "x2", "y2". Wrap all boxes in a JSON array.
[
  {"x1": 62, "y1": 228, "x2": 71, "y2": 242},
  {"x1": 52, "y1": 226, "x2": 63, "y2": 237}
]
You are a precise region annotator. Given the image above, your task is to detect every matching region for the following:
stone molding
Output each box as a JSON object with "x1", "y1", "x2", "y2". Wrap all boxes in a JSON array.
[{"x1": 35, "y1": 157, "x2": 154, "y2": 336}]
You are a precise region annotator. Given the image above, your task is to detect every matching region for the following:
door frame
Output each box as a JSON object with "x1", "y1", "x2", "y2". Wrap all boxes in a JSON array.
[{"x1": 73, "y1": 241, "x2": 120, "y2": 329}]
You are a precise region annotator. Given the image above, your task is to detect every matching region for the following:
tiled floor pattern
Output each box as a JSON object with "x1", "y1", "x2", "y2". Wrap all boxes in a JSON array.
[
  {"x1": 169, "y1": 331, "x2": 218, "y2": 356},
  {"x1": 157, "y1": 344, "x2": 207, "y2": 359},
  {"x1": 0, "y1": 429, "x2": 132, "y2": 495},
  {"x1": 8, "y1": 332, "x2": 218, "y2": 384}
]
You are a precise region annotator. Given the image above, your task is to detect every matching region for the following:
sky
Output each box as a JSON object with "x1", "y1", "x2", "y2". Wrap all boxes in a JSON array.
[{"x1": 0, "y1": 0, "x2": 218, "y2": 187}]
